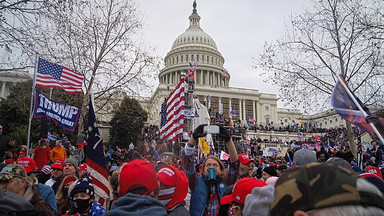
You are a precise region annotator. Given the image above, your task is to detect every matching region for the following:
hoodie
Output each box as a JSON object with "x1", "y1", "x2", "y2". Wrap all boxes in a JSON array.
[{"x1": 104, "y1": 193, "x2": 167, "y2": 216}]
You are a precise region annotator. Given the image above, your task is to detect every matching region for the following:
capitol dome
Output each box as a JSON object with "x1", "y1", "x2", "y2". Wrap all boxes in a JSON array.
[
  {"x1": 171, "y1": 22, "x2": 217, "y2": 50},
  {"x1": 159, "y1": 0, "x2": 230, "y2": 88}
]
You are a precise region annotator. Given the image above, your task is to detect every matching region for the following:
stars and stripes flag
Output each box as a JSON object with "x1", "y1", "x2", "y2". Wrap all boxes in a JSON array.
[
  {"x1": 331, "y1": 74, "x2": 384, "y2": 141},
  {"x1": 86, "y1": 93, "x2": 110, "y2": 207},
  {"x1": 160, "y1": 80, "x2": 186, "y2": 142},
  {"x1": 36, "y1": 58, "x2": 84, "y2": 94}
]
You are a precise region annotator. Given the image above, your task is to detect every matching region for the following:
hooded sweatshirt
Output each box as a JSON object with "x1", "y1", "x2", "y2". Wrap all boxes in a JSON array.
[{"x1": 104, "y1": 193, "x2": 167, "y2": 216}]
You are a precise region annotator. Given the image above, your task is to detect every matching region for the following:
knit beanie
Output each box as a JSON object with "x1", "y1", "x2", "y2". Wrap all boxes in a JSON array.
[
  {"x1": 263, "y1": 166, "x2": 277, "y2": 177},
  {"x1": 243, "y1": 184, "x2": 274, "y2": 216},
  {"x1": 70, "y1": 176, "x2": 95, "y2": 198},
  {"x1": 64, "y1": 157, "x2": 78, "y2": 171}
]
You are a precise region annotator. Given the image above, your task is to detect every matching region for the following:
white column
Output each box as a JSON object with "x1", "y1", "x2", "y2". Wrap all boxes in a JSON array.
[
  {"x1": 220, "y1": 75, "x2": 223, "y2": 87},
  {"x1": 218, "y1": 97, "x2": 222, "y2": 114},
  {"x1": 252, "y1": 100, "x2": 256, "y2": 120},
  {"x1": 257, "y1": 102, "x2": 262, "y2": 125},
  {"x1": 200, "y1": 70, "x2": 203, "y2": 85},
  {"x1": 1, "y1": 82, "x2": 5, "y2": 98},
  {"x1": 243, "y1": 99, "x2": 246, "y2": 121},
  {"x1": 239, "y1": 99, "x2": 242, "y2": 121},
  {"x1": 229, "y1": 98, "x2": 232, "y2": 114}
]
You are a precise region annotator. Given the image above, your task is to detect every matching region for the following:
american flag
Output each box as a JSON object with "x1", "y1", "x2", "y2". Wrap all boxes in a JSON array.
[
  {"x1": 36, "y1": 58, "x2": 84, "y2": 94},
  {"x1": 86, "y1": 94, "x2": 110, "y2": 207},
  {"x1": 160, "y1": 81, "x2": 185, "y2": 142}
]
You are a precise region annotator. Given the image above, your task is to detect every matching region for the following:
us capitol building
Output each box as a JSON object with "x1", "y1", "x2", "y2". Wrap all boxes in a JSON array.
[
  {"x1": 142, "y1": 2, "x2": 301, "y2": 129},
  {"x1": 1, "y1": 2, "x2": 376, "y2": 145}
]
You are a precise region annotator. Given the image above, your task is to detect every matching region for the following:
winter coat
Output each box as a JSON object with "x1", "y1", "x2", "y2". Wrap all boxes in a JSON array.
[
  {"x1": 104, "y1": 193, "x2": 167, "y2": 216},
  {"x1": 167, "y1": 202, "x2": 190, "y2": 216},
  {"x1": 62, "y1": 200, "x2": 105, "y2": 216},
  {"x1": 50, "y1": 146, "x2": 67, "y2": 163},
  {"x1": 34, "y1": 145, "x2": 51, "y2": 169},
  {"x1": 189, "y1": 175, "x2": 227, "y2": 216},
  {"x1": 38, "y1": 182, "x2": 57, "y2": 214},
  {"x1": 24, "y1": 181, "x2": 54, "y2": 216}
]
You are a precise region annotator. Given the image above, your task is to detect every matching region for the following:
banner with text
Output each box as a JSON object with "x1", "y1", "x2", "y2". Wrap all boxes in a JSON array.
[{"x1": 34, "y1": 91, "x2": 81, "y2": 132}]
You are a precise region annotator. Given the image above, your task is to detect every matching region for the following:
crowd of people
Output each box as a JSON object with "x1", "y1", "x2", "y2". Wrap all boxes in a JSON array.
[{"x1": 0, "y1": 123, "x2": 383, "y2": 215}]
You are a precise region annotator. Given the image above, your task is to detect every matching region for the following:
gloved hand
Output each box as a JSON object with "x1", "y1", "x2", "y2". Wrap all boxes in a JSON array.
[
  {"x1": 218, "y1": 125, "x2": 231, "y2": 142},
  {"x1": 192, "y1": 124, "x2": 207, "y2": 140}
]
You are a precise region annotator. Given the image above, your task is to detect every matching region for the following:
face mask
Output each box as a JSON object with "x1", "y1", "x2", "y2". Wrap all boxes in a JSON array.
[{"x1": 73, "y1": 198, "x2": 91, "y2": 213}]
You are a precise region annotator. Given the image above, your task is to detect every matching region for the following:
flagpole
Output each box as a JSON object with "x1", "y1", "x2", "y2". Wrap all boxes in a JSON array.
[
  {"x1": 336, "y1": 75, "x2": 384, "y2": 144},
  {"x1": 27, "y1": 54, "x2": 39, "y2": 152}
]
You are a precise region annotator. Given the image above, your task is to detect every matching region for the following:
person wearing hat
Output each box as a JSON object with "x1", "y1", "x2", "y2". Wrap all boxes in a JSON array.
[
  {"x1": 293, "y1": 148, "x2": 317, "y2": 167},
  {"x1": 0, "y1": 187, "x2": 40, "y2": 215},
  {"x1": 50, "y1": 140, "x2": 67, "y2": 163},
  {"x1": 17, "y1": 156, "x2": 57, "y2": 214},
  {"x1": 105, "y1": 159, "x2": 167, "y2": 216},
  {"x1": 64, "y1": 176, "x2": 105, "y2": 216},
  {"x1": 78, "y1": 163, "x2": 88, "y2": 178},
  {"x1": 270, "y1": 162, "x2": 384, "y2": 216},
  {"x1": 262, "y1": 166, "x2": 278, "y2": 181},
  {"x1": 63, "y1": 157, "x2": 79, "y2": 178},
  {"x1": 0, "y1": 164, "x2": 53, "y2": 216},
  {"x1": 156, "y1": 165, "x2": 190, "y2": 216},
  {"x1": 220, "y1": 177, "x2": 268, "y2": 216},
  {"x1": 183, "y1": 124, "x2": 239, "y2": 216},
  {"x1": 33, "y1": 139, "x2": 51, "y2": 169},
  {"x1": 45, "y1": 159, "x2": 64, "y2": 193},
  {"x1": 237, "y1": 154, "x2": 254, "y2": 180},
  {"x1": 243, "y1": 184, "x2": 274, "y2": 216}
]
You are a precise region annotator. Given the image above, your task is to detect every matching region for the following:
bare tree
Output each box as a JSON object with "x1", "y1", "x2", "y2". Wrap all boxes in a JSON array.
[
  {"x1": 2, "y1": 0, "x2": 160, "y2": 130},
  {"x1": 258, "y1": 0, "x2": 384, "y2": 155}
]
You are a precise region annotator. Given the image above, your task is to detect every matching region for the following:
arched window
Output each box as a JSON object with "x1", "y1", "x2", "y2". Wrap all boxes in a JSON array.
[
  {"x1": 186, "y1": 55, "x2": 189, "y2": 61},
  {"x1": 181, "y1": 55, "x2": 184, "y2": 62},
  {"x1": 197, "y1": 54, "x2": 199, "y2": 61}
]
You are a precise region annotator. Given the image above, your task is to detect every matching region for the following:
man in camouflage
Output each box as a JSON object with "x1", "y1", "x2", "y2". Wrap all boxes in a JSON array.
[
  {"x1": 270, "y1": 162, "x2": 384, "y2": 216},
  {"x1": 0, "y1": 164, "x2": 53, "y2": 216}
]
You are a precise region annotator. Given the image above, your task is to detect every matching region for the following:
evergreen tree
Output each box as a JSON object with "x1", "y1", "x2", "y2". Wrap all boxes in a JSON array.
[{"x1": 109, "y1": 97, "x2": 147, "y2": 149}]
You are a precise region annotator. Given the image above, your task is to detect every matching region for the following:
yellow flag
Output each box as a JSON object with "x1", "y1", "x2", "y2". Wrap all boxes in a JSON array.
[{"x1": 198, "y1": 137, "x2": 210, "y2": 154}]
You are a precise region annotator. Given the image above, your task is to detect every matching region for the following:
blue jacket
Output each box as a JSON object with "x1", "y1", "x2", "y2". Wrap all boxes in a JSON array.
[
  {"x1": 104, "y1": 193, "x2": 167, "y2": 216},
  {"x1": 189, "y1": 175, "x2": 227, "y2": 216},
  {"x1": 37, "y1": 183, "x2": 57, "y2": 214}
]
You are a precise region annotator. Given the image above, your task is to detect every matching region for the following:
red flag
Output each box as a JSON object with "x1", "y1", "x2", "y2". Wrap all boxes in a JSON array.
[
  {"x1": 160, "y1": 81, "x2": 185, "y2": 142},
  {"x1": 36, "y1": 58, "x2": 84, "y2": 94}
]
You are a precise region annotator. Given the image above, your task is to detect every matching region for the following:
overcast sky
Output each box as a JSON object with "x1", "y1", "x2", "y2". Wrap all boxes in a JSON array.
[{"x1": 136, "y1": 0, "x2": 311, "y2": 108}]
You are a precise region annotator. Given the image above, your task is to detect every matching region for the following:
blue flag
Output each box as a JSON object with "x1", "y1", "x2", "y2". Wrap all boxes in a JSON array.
[{"x1": 86, "y1": 94, "x2": 110, "y2": 206}]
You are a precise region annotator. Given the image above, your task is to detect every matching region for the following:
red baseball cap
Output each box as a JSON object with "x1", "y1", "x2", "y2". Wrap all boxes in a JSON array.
[
  {"x1": 51, "y1": 159, "x2": 65, "y2": 170},
  {"x1": 367, "y1": 166, "x2": 382, "y2": 177},
  {"x1": 157, "y1": 166, "x2": 177, "y2": 186},
  {"x1": 16, "y1": 157, "x2": 37, "y2": 174},
  {"x1": 78, "y1": 163, "x2": 87, "y2": 171},
  {"x1": 118, "y1": 159, "x2": 157, "y2": 196},
  {"x1": 220, "y1": 177, "x2": 267, "y2": 205},
  {"x1": 238, "y1": 154, "x2": 254, "y2": 165}
]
